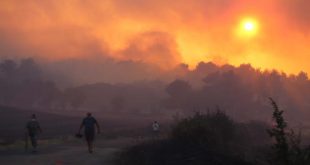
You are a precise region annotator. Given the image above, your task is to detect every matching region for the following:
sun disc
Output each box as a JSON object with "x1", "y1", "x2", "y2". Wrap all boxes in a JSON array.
[
  {"x1": 236, "y1": 18, "x2": 259, "y2": 38},
  {"x1": 244, "y1": 22, "x2": 254, "y2": 31}
]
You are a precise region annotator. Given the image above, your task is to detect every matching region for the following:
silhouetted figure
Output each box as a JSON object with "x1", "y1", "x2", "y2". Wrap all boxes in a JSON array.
[
  {"x1": 78, "y1": 113, "x2": 100, "y2": 153},
  {"x1": 26, "y1": 114, "x2": 42, "y2": 153},
  {"x1": 152, "y1": 121, "x2": 160, "y2": 138}
]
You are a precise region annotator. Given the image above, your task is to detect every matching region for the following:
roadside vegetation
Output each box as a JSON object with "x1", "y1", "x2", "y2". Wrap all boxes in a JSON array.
[{"x1": 114, "y1": 99, "x2": 310, "y2": 165}]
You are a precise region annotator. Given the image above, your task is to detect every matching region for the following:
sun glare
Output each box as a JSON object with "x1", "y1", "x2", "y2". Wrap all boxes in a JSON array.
[
  {"x1": 244, "y1": 22, "x2": 255, "y2": 31},
  {"x1": 236, "y1": 18, "x2": 259, "y2": 38}
]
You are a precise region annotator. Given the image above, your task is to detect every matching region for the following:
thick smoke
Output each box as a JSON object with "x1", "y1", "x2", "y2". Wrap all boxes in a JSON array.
[
  {"x1": 1, "y1": 0, "x2": 310, "y2": 73},
  {"x1": 1, "y1": 58, "x2": 310, "y2": 128}
]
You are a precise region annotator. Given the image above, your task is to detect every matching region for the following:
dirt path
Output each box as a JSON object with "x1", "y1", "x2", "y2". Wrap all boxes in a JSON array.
[{"x1": 0, "y1": 137, "x2": 133, "y2": 165}]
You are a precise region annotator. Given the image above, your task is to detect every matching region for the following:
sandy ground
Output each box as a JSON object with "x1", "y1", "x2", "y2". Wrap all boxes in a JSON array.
[{"x1": 0, "y1": 137, "x2": 135, "y2": 165}]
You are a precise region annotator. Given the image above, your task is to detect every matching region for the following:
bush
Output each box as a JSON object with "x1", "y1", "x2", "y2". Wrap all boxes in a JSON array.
[
  {"x1": 267, "y1": 98, "x2": 310, "y2": 165},
  {"x1": 115, "y1": 100, "x2": 310, "y2": 165},
  {"x1": 115, "y1": 110, "x2": 257, "y2": 165},
  {"x1": 171, "y1": 111, "x2": 236, "y2": 153}
]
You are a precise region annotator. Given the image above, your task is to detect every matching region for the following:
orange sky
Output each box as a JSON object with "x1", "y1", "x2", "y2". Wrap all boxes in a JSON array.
[{"x1": 0, "y1": 0, "x2": 310, "y2": 73}]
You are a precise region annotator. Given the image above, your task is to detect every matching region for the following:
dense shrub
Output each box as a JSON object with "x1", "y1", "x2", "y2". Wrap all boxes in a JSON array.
[
  {"x1": 114, "y1": 111, "x2": 268, "y2": 165},
  {"x1": 171, "y1": 111, "x2": 236, "y2": 154}
]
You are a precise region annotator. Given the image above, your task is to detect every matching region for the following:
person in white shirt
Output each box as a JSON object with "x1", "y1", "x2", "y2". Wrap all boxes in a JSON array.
[{"x1": 152, "y1": 121, "x2": 160, "y2": 138}]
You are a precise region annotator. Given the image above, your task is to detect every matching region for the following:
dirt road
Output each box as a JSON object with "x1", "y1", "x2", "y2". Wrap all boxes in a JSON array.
[{"x1": 0, "y1": 137, "x2": 132, "y2": 165}]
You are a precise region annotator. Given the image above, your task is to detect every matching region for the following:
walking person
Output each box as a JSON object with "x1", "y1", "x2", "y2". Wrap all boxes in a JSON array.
[
  {"x1": 152, "y1": 121, "x2": 160, "y2": 138},
  {"x1": 78, "y1": 112, "x2": 100, "y2": 153},
  {"x1": 26, "y1": 114, "x2": 42, "y2": 153}
]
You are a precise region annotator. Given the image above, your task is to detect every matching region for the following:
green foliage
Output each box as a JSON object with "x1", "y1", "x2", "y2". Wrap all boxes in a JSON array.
[
  {"x1": 267, "y1": 98, "x2": 310, "y2": 165},
  {"x1": 267, "y1": 97, "x2": 289, "y2": 164}
]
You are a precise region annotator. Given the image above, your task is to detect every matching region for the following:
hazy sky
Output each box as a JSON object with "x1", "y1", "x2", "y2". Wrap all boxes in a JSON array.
[{"x1": 0, "y1": 0, "x2": 310, "y2": 73}]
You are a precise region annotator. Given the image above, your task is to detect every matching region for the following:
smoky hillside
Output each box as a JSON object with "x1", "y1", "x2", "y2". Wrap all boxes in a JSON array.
[{"x1": 0, "y1": 58, "x2": 310, "y2": 126}]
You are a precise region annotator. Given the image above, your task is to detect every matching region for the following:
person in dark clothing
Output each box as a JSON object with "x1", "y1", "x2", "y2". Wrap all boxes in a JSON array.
[
  {"x1": 26, "y1": 114, "x2": 42, "y2": 152},
  {"x1": 78, "y1": 112, "x2": 100, "y2": 153}
]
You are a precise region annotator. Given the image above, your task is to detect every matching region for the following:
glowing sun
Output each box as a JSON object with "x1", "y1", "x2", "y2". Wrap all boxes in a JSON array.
[
  {"x1": 236, "y1": 18, "x2": 259, "y2": 38},
  {"x1": 244, "y1": 21, "x2": 255, "y2": 31}
]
